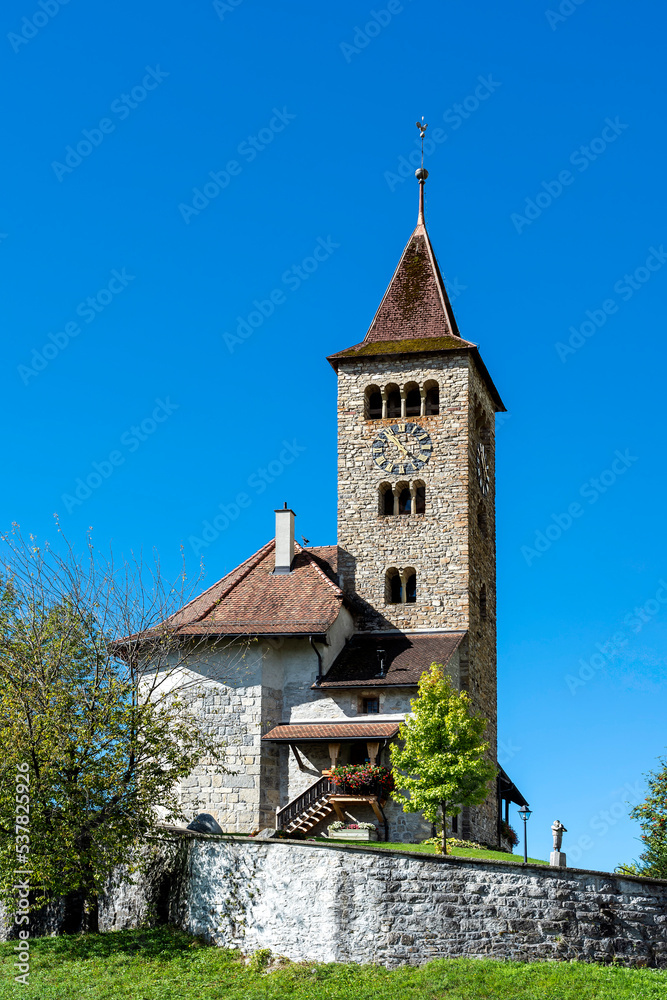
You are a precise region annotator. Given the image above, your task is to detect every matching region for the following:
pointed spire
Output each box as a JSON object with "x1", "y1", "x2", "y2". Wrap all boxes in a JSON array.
[
  {"x1": 416, "y1": 167, "x2": 428, "y2": 227},
  {"x1": 415, "y1": 117, "x2": 428, "y2": 226},
  {"x1": 326, "y1": 121, "x2": 505, "y2": 411}
]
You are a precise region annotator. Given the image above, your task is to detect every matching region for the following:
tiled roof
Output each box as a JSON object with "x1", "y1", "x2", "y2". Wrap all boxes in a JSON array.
[
  {"x1": 164, "y1": 542, "x2": 343, "y2": 636},
  {"x1": 328, "y1": 223, "x2": 467, "y2": 358},
  {"x1": 262, "y1": 721, "x2": 401, "y2": 742},
  {"x1": 316, "y1": 631, "x2": 466, "y2": 688},
  {"x1": 326, "y1": 219, "x2": 506, "y2": 412},
  {"x1": 366, "y1": 227, "x2": 461, "y2": 343}
]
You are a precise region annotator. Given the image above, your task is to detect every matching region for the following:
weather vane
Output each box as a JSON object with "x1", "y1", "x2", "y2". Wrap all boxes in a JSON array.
[{"x1": 415, "y1": 117, "x2": 429, "y2": 168}]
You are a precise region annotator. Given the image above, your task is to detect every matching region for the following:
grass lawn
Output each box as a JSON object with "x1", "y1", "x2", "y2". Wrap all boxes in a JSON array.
[
  {"x1": 0, "y1": 927, "x2": 665, "y2": 1000},
  {"x1": 313, "y1": 837, "x2": 548, "y2": 865}
]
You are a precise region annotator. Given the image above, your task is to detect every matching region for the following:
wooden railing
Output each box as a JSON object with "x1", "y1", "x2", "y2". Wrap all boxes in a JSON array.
[{"x1": 276, "y1": 775, "x2": 335, "y2": 830}]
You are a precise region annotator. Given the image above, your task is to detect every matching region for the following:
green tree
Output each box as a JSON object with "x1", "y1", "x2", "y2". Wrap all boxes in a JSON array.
[
  {"x1": 390, "y1": 665, "x2": 497, "y2": 853},
  {"x1": 0, "y1": 523, "x2": 244, "y2": 932},
  {"x1": 618, "y1": 755, "x2": 667, "y2": 879}
]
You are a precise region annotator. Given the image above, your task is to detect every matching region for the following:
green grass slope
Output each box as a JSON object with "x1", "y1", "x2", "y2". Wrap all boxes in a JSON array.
[
  {"x1": 0, "y1": 928, "x2": 665, "y2": 1000},
  {"x1": 314, "y1": 837, "x2": 548, "y2": 864}
]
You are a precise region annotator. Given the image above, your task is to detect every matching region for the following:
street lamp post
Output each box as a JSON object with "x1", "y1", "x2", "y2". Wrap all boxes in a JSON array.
[{"x1": 518, "y1": 804, "x2": 532, "y2": 863}]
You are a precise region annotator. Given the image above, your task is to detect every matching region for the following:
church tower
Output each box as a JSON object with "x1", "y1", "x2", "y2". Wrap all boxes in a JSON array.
[{"x1": 328, "y1": 166, "x2": 505, "y2": 840}]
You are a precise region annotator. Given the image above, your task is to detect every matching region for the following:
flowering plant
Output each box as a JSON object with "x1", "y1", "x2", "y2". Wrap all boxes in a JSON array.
[
  {"x1": 500, "y1": 821, "x2": 519, "y2": 848},
  {"x1": 328, "y1": 821, "x2": 376, "y2": 833},
  {"x1": 329, "y1": 764, "x2": 395, "y2": 796}
]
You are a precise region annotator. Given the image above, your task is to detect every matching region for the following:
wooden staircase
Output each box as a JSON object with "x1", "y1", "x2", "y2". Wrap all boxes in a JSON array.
[
  {"x1": 276, "y1": 775, "x2": 336, "y2": 834},
  {"x1": 276, "y1": 775, "x2": 388, "y2": 837}
]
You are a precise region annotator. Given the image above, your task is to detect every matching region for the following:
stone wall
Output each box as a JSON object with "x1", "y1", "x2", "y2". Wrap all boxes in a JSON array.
[
  {"x1": 465, "y1": 363, "x2": 499, "y2": 843},
  {"x1": 336, "y1": 355, "x2": 472, "y2": 632},
  {"x1": 335, "y1": 353, "x2": 500, "y2": 845},
  {"x1": 101, "y1": 836, "x2": 667, "y2": 968}
]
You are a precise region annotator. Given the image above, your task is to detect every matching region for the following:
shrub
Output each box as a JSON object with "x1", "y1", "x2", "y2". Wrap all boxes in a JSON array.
[
  {"x1": 421, "y1": 836, "x2": 486, "y2": 854},
  {"x1": 248, "y1": 948, "x2": 272, "y2": 973}
]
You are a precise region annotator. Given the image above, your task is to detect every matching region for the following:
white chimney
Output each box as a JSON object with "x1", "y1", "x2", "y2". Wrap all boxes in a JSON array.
[{"x1": 274, "y1": 504, "x2": 296, "y2": 574}]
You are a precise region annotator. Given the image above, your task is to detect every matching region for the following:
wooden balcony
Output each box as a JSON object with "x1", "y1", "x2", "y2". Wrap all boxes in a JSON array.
[{"x1": 276, "y1": 773, "x2": 389, "y2": 837}]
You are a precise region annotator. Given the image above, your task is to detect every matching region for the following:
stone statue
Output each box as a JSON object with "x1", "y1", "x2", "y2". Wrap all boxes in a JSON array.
[{"x1": 551, "y1": 819, "x2": 567, "y2": 852}]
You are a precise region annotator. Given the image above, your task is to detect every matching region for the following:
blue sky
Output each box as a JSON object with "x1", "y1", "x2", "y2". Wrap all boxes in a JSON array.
[{"x1": 2, "y1": 0, "x2": 666, "y2": 871}]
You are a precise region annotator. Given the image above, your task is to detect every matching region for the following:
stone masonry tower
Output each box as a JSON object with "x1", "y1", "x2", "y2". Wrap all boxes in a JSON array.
[{"x1": 327, "y1": 168, "x2": 505, "y2": 838}]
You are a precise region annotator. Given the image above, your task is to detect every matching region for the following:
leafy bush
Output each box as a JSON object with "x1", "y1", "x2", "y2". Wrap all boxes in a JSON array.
[
  {"x1": 619, "y1": 755, "x2": 667, "y2": 879},
  {"x1": 421, "y1": 836, "x2": 487, "y2": 854},
  {"x1": 248, "y1": 948, "x2": 272, "y2": 972}
]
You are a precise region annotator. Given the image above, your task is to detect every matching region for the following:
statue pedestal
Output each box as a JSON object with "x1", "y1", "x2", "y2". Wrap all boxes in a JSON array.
[{"x1": 550, "y1": 851, "x2": 567, "y2": 867}]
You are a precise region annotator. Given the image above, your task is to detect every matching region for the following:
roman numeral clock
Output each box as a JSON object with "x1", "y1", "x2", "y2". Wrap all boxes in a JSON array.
[{"x1": 371, "y1": 422, "x2": 433, "y2": 476}]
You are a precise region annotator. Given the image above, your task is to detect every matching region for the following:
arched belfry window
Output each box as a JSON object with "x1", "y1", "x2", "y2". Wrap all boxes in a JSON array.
[
  {"x1": 379, "y1": 482, "x2": 394, "y2": 516},
  {"x1": 378, "y1": 481, "x2": 426, "y2": 517},
  {"x1": 477, "y1": 502, "x2": 488, "y2": 538},
  {"x1": 415, "y1": 482, "x2": 426, "y2": 515},
  {"x1": 424, "y1": 380, "x2": 440, "y2": 415},
  {"x1": 474, "y1": 400, "x2": 491, "y2": 444},
  {"x1": 386, "y1": 384, "x2": 401, "y2": 419},
  {"x1": 386, "y1": 568, "x2": 402, "y2": 604},
  {"x1": 385, "y1": 568, "x2": 417, "y2": 604},
  {"x1": 366, "y1": 385, "x2": 382, "y2": 420},
  {"x1": 398, "y1": 487, "x2": 411, "y2": 515},
  {"x1": 423, "y1": 379, "x2": 440, "y2": 417},
  {"x1": 405, "y1": 382, "x2": 421, "y2": 417}
]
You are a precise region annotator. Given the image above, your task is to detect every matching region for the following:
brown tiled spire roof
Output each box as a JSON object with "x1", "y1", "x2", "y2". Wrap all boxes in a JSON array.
[
  {"x1": 327, "y1": 175, "x2": 505, "y2": 412},
  {"x1": 327, "y1": 218, "x2": 471, "y2": 364},
  {"x1": 364, "y1": 222, "x2": 465, "y2": 345}
]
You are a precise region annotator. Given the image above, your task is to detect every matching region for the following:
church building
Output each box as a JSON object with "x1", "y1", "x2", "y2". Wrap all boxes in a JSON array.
[{"x1": 163, "y1": 165, "x2": 525, "y2": 846}]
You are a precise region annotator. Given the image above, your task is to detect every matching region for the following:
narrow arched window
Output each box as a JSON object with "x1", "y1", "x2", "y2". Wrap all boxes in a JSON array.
[
  {"x1": 387, "y1": 569, "x2": 402, "y2": 604},
  {"x1": 405, "y1": 387, "x2": 421, "y2": 417},
  {"x1": 386, "y1": 389, "x2": 401, "y2": 418},
  {"x1": 366, "y1": 385, "x2": 382, "y2": 420},
  {"x1": 405, "y1": 572, "x2": 417, "y2": 604},
  {"x1": 480, "y1": 584, "x2": 487, "y2": 620},
  {"x1": 477, "y1": 503, "x2": 488, "y2": 538},
  {"x1": 425, "y1": 385, "x2": 439, "y2": 415},
  {"x1": 398, "y1": 488, "x2": 411, "y2": 515},
  {"x1": 381, "y1": 484, "x2": 394, "y2": 516},
  {"x1": 415, "y1": 483, "x2": 426, "y2": 515}
]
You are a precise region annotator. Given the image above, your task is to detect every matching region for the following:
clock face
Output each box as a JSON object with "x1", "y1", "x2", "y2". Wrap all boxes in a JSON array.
[
  {"x1": 476, "y1": 442, "x2": 490, "y2": 495},
  {"x1": 371, "y1": 422, "x2": 433, "y2": 475}
]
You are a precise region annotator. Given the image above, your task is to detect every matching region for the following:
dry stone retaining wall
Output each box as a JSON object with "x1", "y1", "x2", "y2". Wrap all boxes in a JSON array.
[{"x1": 102, "y1": 836, "x2": 667, "y2": 968}]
